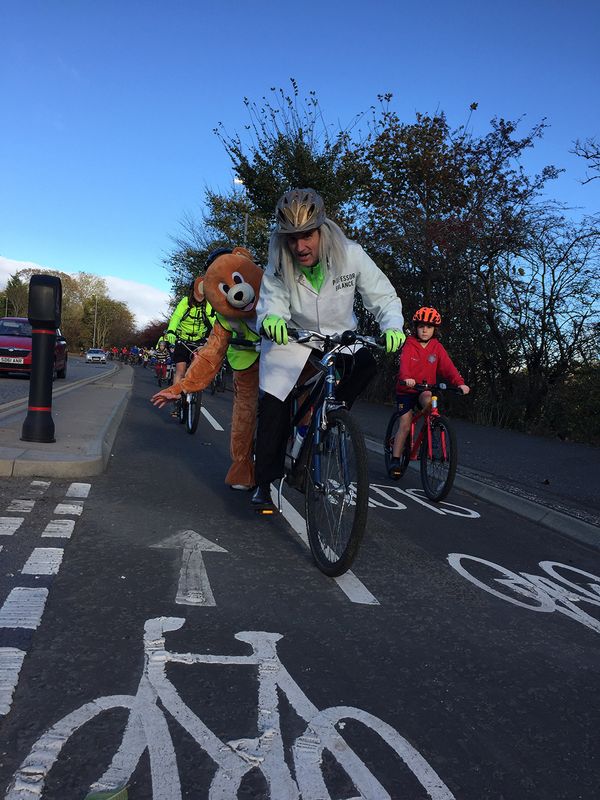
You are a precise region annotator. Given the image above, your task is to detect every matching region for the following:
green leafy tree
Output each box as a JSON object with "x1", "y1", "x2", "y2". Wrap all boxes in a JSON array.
[
  {"x1": 356, "y1": 104, "x2": 562, "y2": 417},
  {"x1": 4, "y1": 274, "x2": 29, "y2": 316}
]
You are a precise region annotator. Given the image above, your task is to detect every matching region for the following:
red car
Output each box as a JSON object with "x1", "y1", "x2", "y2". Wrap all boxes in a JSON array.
[{"x1": 0, "y1": 317, "x2": 68, "y2": 378}]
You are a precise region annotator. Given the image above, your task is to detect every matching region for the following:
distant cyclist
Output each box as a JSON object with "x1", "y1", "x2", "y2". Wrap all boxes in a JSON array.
[
  {"x1": 165, "y1": 277, "x2": 216, "y2": 414},
  {"x1": 251, "y1": 187, "x2": 405, "y2": 509},
  {"x1": 388, "y1": 306, "x2": 470, "y2": 478},
  {"x1": 153, "y1": 340, "x2": 170, "y2": 382}
]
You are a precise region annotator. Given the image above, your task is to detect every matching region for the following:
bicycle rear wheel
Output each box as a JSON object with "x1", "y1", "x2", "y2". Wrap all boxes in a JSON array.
[
  {"x1": 420, "y1": 415, "x2": 457, "y2": 501},
  {"x1": 383, "y1": 412, "x2": 411, "y2": 479},
  {"x1": 186, "y1": 392, "x2": 202, "y2": 434},
  {"x1": 305, "y1": 409, "x2": 369, "y2": 576},
  {"x1": 178, "y1": 394, "x2": 186, "y2": 425}
]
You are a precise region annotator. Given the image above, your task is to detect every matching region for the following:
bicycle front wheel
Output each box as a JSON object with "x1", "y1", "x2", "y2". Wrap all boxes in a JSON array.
[
  {"x1": 186, "y1": 392, "x2": 202, "y2": 434},
  {"x1": 383, "y1": 412, "x2": 411, "y2": 479},
  {"x1": 305, "y1": 409, "x2": 369, "y2": 576},
  {"x1": 420, "y1": 415, "x2": 457, "y2": 501}
]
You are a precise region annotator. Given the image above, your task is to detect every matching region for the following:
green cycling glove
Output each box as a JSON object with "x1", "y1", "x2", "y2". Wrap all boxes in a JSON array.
[
  {"x1": 165, "y1": 331, "x2": 177, "y2": 345},
  {"x1": 384, "y1": 329, "x2": 406, "y2": 354},
  {"x1": 262, "y1": 315, "x2": 288, "y2": 345}
]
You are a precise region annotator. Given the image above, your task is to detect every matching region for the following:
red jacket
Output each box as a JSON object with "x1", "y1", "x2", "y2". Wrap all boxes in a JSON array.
[{"x1": 395, "y1": 335, "x2": 464, "y2": 394}]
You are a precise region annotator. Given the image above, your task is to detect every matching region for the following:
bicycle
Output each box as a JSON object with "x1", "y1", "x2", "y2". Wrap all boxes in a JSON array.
[
  {"x1": 174, "y1": 339, "x2": 206, "y2": 434},
  {"x1": 384, "y1": 381, "x2": 462, "y2": 502},
  {"x1": 259, "y1": 328, "x2": 381, "y2": 578},
  {"x1": 6, "y1": 616, "x2": 456, "y2": 799},
  {"x1": 210, "y1": 360, "x2": 228, "y2": 394},
  {"x1": 154, "y1": 357, "x2": 170, "y2": 387}
]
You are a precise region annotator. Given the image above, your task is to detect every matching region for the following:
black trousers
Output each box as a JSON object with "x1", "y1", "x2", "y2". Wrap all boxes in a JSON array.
[{"x1": 254, "y1": 348, "x2": 377, "y2": 484}]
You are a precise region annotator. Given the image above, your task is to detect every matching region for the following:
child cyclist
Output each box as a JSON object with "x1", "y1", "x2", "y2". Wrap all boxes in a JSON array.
[{"x1": 388, "y1": 306, "x2": 470, "y2": 479}]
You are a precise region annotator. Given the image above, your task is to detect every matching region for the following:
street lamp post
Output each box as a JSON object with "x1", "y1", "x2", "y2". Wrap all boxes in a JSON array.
[
  {"x1": 234, "y1": 178, "x2": 249, "y2": 248},
  {"x1": 92, "y1": 295, "x2": 98, "y2": 348}
]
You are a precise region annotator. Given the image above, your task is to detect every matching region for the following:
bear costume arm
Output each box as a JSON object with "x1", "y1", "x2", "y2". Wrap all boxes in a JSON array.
[{"x1": 171, "y1": 322, "x2": 231, "y2": 394}]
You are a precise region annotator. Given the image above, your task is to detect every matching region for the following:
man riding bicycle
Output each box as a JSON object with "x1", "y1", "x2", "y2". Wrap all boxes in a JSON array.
[
  {"x1": 251, "y1": 187, "x2": 406, "y2": 510},
  {"x1": 165, "y1": 276, "x2": 216, "y2": 415}
]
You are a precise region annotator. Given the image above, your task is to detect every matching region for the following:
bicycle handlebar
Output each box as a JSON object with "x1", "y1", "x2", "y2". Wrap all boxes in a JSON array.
[
  {"x1": 229, "y1": 338, "x2": 261, "y2": 349},
  {"x1": 287, "y1": 327, "x2": 383, "y2": 350},
  {"x1": 398, "y1": 380, "x2": 466, "y2": 394}
]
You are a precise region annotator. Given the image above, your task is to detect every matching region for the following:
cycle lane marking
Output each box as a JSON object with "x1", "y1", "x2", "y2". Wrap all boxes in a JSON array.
[
  {"x1": 151, "y1": 530, "x2": 228, "y2": 606},
  {"x1": 200, "y1": 407, "x2": 224, "y2": 431},
  {"x1": 277, "y1": 490, "x2": 380, "y2": 606},
  {"x1": 21, "y1": 548, "x2": 64, "y2": 576},
  {"x1": 5, "y1": 617, "x2": 456, "y2": 800},
  {"x1": 0, "y1": 481, "x2": 91, "y2": 716},
  {"x1": 0, "y1": 518, "x2": 24, "y2": 536},
  {"x1": 448, "y1": 553, "x2": 600, "y2": 633},
  {"x1": 368, "y1": 484, "x2": 480, "y2": 518}
]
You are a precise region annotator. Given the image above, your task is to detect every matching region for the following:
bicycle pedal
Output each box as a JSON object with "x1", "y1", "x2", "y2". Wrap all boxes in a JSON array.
[{"x1": 255, "y1": 505, "x2": 278, "y2": 516}]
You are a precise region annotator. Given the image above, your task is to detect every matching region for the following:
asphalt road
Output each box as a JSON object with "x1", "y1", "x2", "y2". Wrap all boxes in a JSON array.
[
  {"x1": 0, "y1": 366, "x2": 599, "y2": 799},
  {"x1": 0, "y1": 356, "x2": 114, "y2": 405}
]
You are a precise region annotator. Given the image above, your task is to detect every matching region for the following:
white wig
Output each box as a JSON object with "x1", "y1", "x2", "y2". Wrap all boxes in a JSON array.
[{"x1": 267, "y1": 217, "x2": 350, "y2": 284}]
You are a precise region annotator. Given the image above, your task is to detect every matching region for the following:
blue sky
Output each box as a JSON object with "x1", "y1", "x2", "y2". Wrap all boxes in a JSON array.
[{"x1": 1, "y1": 0, "x2": 599, "y2": 327}]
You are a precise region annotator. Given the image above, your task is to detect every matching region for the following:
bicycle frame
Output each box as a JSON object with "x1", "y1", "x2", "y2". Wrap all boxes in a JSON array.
[
  {"x1": 277, "y1": 329, "x2": 378, "y2": 510},
  {"x1": 407, "y1": 394, "x2": 446, "y2": 462}
]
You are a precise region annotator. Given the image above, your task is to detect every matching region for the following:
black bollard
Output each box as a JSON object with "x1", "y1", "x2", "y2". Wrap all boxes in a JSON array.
[{"x1": 21, "y1": 275, "x2": 62, "y2": 443}]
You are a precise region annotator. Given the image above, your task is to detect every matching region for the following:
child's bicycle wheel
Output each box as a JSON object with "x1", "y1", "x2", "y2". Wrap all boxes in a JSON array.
[
  {"x1": 420, "y1": 415, "x2": 457, "y2": 501},
  {"x1": 384, "y1": 412, "x2": 411, "y2": 480}
]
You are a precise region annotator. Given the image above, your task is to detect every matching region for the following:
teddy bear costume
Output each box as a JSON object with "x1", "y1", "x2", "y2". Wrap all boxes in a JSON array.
[{"x1": 169, "y1": 247, "x2": 262, "y2": 488}]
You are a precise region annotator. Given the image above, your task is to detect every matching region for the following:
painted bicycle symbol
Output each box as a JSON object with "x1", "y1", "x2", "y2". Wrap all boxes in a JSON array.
[
  {"x1": 448, "y1": 555, "x2": 600, "y2": 633},
  {"x1": 7, "y1": 617, "x2": 455, "y2": 799}
]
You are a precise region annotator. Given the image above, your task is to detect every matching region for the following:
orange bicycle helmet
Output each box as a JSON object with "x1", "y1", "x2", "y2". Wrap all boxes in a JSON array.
[{"x1": 412, "y1": 307, "x2": 442, "y2": 326}]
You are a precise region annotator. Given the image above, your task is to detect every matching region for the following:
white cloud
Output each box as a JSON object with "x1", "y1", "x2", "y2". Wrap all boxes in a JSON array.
[{"x1": 0, "y1": 255, "x2": 171, "y2": 329}]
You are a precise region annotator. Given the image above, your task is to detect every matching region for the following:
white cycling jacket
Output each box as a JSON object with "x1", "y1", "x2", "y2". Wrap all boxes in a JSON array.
[{"x1": 257, "y1": 240, "x2": 404, "y2": 400}]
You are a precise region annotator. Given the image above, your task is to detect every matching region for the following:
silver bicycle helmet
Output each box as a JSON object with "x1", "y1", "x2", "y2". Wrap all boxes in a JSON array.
[{"x1": 275, "y1": 188, "x2": 326, "y2": 233}]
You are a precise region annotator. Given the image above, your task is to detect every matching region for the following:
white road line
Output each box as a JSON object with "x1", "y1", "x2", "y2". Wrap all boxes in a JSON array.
[
  {"x1": 201, "y1": 407, "x2": 224, "y2": 431},
  {"x1": 29, "y1": 480, "x2": 51, "y2": 494},
  {"x1": 41, "y1": 519, "x2": 76, "y2": 538},
  {"x1": 66, "y1": 482, "x2": 91, "y2": 498},
  {"x1": 21, "y1": 548, "x2": 64, "y2": 576},
  {"x1": 6, "y1": 500, "x2": 35, "y2": 513},
  {"x1": 0, "y1": 517, "x2": 24, "y2": 536},
  {"x1": 53, "y1": 501, "x2": 84, "y2": 516},
  {"x1": 0, "y1": 587, "x2": 48, "y2": 629},
  {"x1": 278, "y1": 491, "x2": 380, "y2": 606},
  {"x1": 0, "y1": 647, "x2": 26, "y2": 716}
]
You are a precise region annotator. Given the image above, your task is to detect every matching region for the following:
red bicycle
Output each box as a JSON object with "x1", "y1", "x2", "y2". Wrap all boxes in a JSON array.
[{"x1": 383, "y1": 382, "x2": 461, "y2": 501}]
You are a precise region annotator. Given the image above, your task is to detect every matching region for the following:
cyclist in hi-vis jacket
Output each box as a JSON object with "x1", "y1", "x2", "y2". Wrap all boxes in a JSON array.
[
  {"x1": 251, "y1": 187, "x2": 405, "y2": 510},
  {"x1": 165, "y1": 276, "x2": 216, "y2": 413}
]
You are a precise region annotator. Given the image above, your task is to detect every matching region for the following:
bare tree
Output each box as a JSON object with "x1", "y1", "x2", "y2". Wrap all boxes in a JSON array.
[
  {"x1": 572, "y1": 137, "x2": 600, "y2": 184},
  {"x1": 501, "y1": 213, "x2": 600, "y2": 425}
]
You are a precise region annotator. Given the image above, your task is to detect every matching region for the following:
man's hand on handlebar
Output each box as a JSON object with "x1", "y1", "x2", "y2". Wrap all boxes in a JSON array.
[
  {"x1": 262, "y1": 315, "x2": 288, "y2": 345},
  {"x1": 383, "y1": 328, "x2": 406, "y2": 353}
]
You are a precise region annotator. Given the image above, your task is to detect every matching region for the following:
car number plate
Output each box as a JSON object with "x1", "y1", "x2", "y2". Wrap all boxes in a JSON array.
[{"x1": 0, "y1": 357, "x2": 24, "y2": 364}]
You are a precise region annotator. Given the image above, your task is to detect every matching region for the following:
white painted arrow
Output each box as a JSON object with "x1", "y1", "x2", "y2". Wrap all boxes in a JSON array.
[{"x1": 152, "y1": 530, "x2": 228, "y2": 606}]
